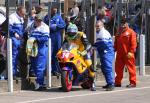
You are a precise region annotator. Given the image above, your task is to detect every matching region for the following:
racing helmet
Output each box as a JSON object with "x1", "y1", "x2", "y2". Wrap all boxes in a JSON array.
[{"x1": 67, "y1": 23, "x2": 78, "y2": 40}]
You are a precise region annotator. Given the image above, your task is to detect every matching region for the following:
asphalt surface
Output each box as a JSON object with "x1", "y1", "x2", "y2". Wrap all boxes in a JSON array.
[{"x1": 0, "y1": 76, "x2": 150, "y2": 103}]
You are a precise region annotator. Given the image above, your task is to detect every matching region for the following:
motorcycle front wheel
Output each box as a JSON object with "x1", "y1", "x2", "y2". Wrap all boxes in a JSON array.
[{"x1": 61, "y1": 71, "x2": 73, "y2": 92}]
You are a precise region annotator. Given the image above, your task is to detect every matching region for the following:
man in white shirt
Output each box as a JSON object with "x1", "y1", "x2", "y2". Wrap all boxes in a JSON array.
[
  {"x1": 27, "y1": 13, "x2": 49, "y2": 91},
  {"x1": 93, "y1": 20, "x2": 115, "y2": 91},
  {"x1": 9, "y1": 6, "x2": 26, "y2": 78}
]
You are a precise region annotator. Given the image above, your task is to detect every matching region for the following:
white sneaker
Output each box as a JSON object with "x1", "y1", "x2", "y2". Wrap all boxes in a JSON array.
[
  {"x1": 35, "y1": 83, "x2": 40, "y2": 90},
  {"x1": 34, "y1": 83, "x2": 47, "y2": 91}
]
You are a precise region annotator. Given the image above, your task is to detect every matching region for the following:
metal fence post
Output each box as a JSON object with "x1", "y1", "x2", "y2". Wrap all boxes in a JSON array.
[
  {"x1": 139, "y1": 34, "x2": 145, "y2": 76},
  {"x1": 7, "y1": 39, "x2": 13, "y2": 92},
  {"x1": 47, "y1": 38, "x2": 52, "y2": 88},
  {"x1": 6, "y1": 0, "x2": 13, "y2": 92},
  {"x1": 46, "y1": 1, "x2": 52, "y2": 88}
]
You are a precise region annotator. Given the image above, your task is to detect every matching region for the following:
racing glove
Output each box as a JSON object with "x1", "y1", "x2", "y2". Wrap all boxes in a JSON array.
[{"x1": 78, "y1": 50, "x2": 87, "y2": 56}]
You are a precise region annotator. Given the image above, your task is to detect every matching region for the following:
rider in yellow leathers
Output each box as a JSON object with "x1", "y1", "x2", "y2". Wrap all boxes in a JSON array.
[{"x1": 64, "y1": 23, "x2": 96, "y2": 91}]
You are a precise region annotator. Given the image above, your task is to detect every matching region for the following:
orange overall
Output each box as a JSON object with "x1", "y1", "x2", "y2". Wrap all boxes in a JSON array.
[{"x1": 114, "y1": 27, "x2": 137, "y2": 85}]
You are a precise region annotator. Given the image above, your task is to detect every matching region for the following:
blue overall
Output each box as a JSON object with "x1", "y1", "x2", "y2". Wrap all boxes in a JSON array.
[
  {"x1": 44, "y1": 14, "x2": 66, "y2": 73},
  {"x1": 28, "y1": 22, "x2": 49, "y2": 85},
  {"x1": 9, "y1": 12, "x2": 24, "y2": 76},
  {"x1": 94, "y1": 27, "x2": 114, "y2": 86}
]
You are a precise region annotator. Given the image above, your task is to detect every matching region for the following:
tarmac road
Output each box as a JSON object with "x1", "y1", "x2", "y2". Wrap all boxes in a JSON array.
[{"x1": 0, "y1": 76, "x2": 150, "y2": 103}]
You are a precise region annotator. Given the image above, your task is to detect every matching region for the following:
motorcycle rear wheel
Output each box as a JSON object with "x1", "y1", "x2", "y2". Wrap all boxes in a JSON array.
[
  {"x1": 81, "y1": 80, "x2": 92, "y2": 89},
  {"x1": 61, "y1": 71, "x2": 72, "y2": 92}
]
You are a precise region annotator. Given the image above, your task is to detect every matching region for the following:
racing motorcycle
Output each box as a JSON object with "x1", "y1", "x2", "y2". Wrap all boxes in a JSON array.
[{"x1": 57, "y1": 43, "x2": 93, "y2": 92}]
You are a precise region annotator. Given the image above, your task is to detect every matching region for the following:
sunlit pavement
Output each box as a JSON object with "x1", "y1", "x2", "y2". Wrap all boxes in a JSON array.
[{"x1": 0, "y1": 75, "x2": 150, "y2": 103}]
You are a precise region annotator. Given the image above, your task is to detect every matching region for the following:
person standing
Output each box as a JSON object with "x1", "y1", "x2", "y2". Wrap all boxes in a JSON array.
[
  {"x1": 9, "y1": 6, "x2": 26, "y2": 78},
  {"x1": 114, "y1": 18, "x2": 137, "y2": 88},
  {"x1": 93, "y1": 20, "x2": 115, "y2": 91},
  {"x1": 70, "y1": 2, "x2": 79, "y2": 18},
  {"x1": 27, "y1": 13, "x2": 49, "y2": 90},
  {"x1": 44, "y1": 6, "x2": 66, "y2": 75}
]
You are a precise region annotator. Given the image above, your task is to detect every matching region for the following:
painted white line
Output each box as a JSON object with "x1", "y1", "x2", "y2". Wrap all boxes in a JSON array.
[{"x1": 17, "y1": 86, "x2": 150, "y2": 103}]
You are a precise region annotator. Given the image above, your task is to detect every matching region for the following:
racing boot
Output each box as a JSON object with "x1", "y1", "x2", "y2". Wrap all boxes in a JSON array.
[
  {"x1": 87, "y1": 65, "x2": 96, "y2": 91},
  {"x1": 89, "y1": 77, "x2": 96, "y2": 91}
]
